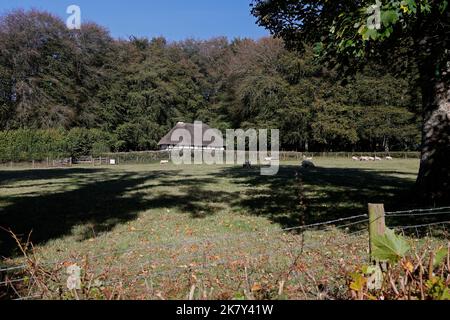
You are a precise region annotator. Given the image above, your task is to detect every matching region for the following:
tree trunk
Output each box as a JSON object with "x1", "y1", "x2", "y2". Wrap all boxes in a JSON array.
[{"x1": 416, "y1": 76, "x2": 450, "y2": 204}]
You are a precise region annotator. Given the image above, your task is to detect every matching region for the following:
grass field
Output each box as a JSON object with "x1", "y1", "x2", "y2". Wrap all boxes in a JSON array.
[{"x1": 2, "y1": 158, "x2": 441, "y2": 299}]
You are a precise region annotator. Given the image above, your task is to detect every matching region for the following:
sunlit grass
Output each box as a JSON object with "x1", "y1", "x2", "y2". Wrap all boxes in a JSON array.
[{"x1": 1, "y1": 158, "x2": 426, "y2": 299}]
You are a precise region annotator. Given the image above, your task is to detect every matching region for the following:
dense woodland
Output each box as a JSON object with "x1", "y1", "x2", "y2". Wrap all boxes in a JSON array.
[{"x1": 0, "y1": 10, "x2": 422, "y2": 160}]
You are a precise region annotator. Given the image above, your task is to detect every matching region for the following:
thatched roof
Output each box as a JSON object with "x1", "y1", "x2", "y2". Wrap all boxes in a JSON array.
[{"x1": 158, "y1": 122, "x2": 223, "y2": 147}]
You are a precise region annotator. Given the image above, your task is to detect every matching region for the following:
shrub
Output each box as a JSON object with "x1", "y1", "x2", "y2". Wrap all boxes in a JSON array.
[
  {"x1": 348, "y1": 229, "x2": 450, "y2": 300},
  {"x1": 0, "y1": 128, "x2": 117, "y2": 162}
]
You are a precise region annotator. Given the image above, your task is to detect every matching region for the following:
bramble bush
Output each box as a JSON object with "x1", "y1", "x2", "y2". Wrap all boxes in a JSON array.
[{"x1": 349, "y1": 229, "x2": 450, "y2": 300}]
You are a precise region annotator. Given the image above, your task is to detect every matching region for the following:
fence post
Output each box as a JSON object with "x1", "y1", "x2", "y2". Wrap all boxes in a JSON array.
[{"x1": 368, "y1": 203, "x2": 386, "y2": 262}]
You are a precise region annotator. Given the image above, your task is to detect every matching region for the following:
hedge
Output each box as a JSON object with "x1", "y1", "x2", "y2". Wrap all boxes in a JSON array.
[{"x1": 0, "y1": 128, "x2": 118, "y2": 163}]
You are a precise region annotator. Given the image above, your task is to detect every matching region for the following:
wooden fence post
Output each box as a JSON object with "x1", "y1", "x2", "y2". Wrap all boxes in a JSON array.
[{"x1": 368, "y1": 203, "x2": 386, "y2": 262}]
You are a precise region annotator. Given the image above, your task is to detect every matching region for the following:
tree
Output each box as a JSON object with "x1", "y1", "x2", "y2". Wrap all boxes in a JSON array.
[
  {"x1": 251, "y1": 0, "x2": 449, "y2": 203},
  {"x1": 0, "y1": 9, "x2": 423, "y2": 158},
  {"x1": 0, "y1": 10, "x2": 114, "y2": 130},
  {"x1": 0, "y1": 10, "x2": 77, "y2": 129}
]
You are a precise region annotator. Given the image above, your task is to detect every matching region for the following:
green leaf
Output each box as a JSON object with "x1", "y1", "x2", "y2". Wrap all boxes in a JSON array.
[
  {"x1": 357, "y1": 24, "x2": 367, "y2": 35},
  {"x1": 381, "y1": 10, "x2": 399, "y2": 27},
  {"x1": 442, "y1": 288, "x2": 450, "y2": 300},
  {"x1": 384, "y1": 26, "x2": 394, "y2": 38},
  {"x1": 439, "y1": 0, "x2": 448, "y2": 13},
  {"x1": 233, "y1": 292, "x2": 246, "y2": 300},
  {"x1": 349, "y1": 272, "x2": 367, "y2": 292},
  {"x1": 434, "y1": 247, "x2": 448, "y2": 268},
  {"x1": 401, "y1": 0, "x2": 418, "y2": 13},
  {"x1": 420, "y1": 1, "x2": 432, "y2": 13},
  {"x1": 372, "y1": 228, "x2": 410, "y2": 263},
  {"x1": 313, "y1": 42, "x2": 324, "y2": 55},
  {"x1": 361, "y1": 28, "x2": 379, "y2": 41}
]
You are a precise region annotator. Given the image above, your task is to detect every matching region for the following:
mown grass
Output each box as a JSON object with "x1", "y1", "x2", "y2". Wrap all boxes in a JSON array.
[{"x1": 2, "y1": 158, "x2": 443, "y2": 299}]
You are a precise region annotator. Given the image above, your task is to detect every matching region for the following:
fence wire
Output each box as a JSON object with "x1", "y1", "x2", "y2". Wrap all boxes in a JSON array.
[
  {"x1": 393, "y1": 220, "x2": 450, "y2": 231},
  {"x1": 0, "y1": 277, "x2": 28, "y2": 286},
  {"x1": 387, "y1": 211, "x2": 450, "y2": 218},
  {"x1": 36, "y1": 226, "x2": 368, "y2": 298},
  {"x1": 0, "y1": 213, "x2": 443, "y2": 279},
  {"x1": 2, "y1": 206, "x2": 450, "y2": 300},
  {"x1": 1, "y1": 217, "x2": 371, "y2": 295},
  {"x1": 385, "y1": 206, "x2": 450, "y2": 215},
  {"x1": 2, "y1": 207, "x2": 447, "y2": 275},
  {"x1": 0, "y1": 213, "x2": 370, "y2": 274},
  {"x1": 281, "y1": 214, "x2": 368, "y2": 231}
]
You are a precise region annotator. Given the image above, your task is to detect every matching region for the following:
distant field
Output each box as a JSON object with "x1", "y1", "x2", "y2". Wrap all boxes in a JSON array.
[{"x1": 1, "y1": 158, "x2": 432, "y2": 299}]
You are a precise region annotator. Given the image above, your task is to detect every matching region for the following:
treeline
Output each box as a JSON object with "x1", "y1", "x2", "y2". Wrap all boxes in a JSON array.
[
  {"x1": 0, "y1": 129, "x2": 117, "y2": 162},
  {"x1": 0, "y1": 10, "x2": 421, "y2": 156}
]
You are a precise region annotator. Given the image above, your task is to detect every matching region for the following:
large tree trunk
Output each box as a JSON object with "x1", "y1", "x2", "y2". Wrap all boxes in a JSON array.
[{"x1": 416, "y1": 75, "x2": 450, "y2": 205}]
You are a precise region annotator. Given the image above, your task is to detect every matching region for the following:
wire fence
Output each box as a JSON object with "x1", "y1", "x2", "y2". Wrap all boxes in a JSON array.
[
  {"x1": 0, "y1": 213, "x2": 371, "y2": 274},
  {"x1": 1, "y1": 151, "x2": 422, "y2": 168},
  {"x1": 394, "y1": 220, "x2": 450, "y2": 231},
  {"x1": 1, "y1": 205, "x2": 449, "y2": 300},
  {"x1": 1, "y1": 211, "x2": 447, "y2": 269},
  {"x1": 385, "y1": 206, "x2": 450, "y2": 215}
]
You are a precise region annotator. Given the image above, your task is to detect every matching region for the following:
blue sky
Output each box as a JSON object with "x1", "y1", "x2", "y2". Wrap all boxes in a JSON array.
[{"x1": 0, "y1": 0, "x2": 269, "y2": 41}]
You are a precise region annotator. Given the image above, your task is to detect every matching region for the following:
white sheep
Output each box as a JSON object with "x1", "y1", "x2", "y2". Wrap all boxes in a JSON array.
[
  {"x1": 352, "y1": 156, "x2": 360, "y2": 161},
  {"x1": 160, "y1": 160, "x2": 169, "y2": 165},
  {"x1": 386, "y1": 156, "x2": 393, "y2": 160},
  {"x1": 368, "y1": 157, "x2": 375, "y2": 161},
  {"x1": 375, "y1": 156, "x2": 382, "y2": 161}
]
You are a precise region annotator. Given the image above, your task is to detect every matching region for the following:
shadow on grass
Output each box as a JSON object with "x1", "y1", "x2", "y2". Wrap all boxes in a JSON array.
[
  {"x1": 0, "y1": 168, "x2": 179, "y2": 257},
  {"x1": 0, "y1": 167, "x2": 239, "y2": 257},
  {"x1": 0, "y1": 168, "x2": 106, "y2": 186},
  {"x1": 217, "y1": 165, "x2": 424, "y2": 230},
  {"x1": 1, "y1": 163, "x2": 440, "y2": 258}
]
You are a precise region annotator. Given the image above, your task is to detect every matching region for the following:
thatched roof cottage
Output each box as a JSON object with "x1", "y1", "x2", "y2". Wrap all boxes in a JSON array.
[{"x1": 158, "y1": 122, "x2": 224, "y2": 151}]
